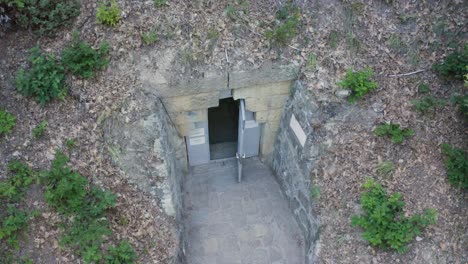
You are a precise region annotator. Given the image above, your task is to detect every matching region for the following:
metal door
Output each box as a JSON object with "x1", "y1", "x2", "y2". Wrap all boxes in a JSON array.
[
  {"x1": 186, "y1": 119, "x2": 210, "y2": 166},
  {"x1": 236, "y1": 99, "x2": 260, "y2": 182}
]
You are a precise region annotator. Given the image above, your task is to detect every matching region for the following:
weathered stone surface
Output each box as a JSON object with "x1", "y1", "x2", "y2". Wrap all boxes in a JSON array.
[
  {"x1": 255, "y1": 109, "x2": 284, "y2": 123},
  {"x1": 169, "y1": 110, "x2": 208, "y2": 125},
  {"x1": 162, "y1": 92, "x2": 220, "y2": 113},
  {"x1": 260, "y1": 120, "x2": 280, "y2": 158},
  {"x1": 230, "y1": 63, "x2": 299, "y2": 89},
  {"x1": 232, "y1": 81, "x2": 292, "y2": 100},
  {"x1": 244, "y1": 94, "x2": 289, "y2": 112}
]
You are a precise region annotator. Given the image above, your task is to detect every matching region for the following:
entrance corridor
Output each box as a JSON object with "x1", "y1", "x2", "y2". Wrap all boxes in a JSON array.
[{"x1": 183, "y1": 158, "x2": 305, "y2": 264}]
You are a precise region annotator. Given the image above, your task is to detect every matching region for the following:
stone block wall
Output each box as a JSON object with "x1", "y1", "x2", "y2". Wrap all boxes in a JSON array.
[{"x1": 269, "y1": 81, "x2": 321, "y2": 264}]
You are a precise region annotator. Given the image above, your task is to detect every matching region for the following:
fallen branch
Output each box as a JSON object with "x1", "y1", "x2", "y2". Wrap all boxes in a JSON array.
[{"x1": 387, "y1": 69, "x2": 426, "y2": 77}]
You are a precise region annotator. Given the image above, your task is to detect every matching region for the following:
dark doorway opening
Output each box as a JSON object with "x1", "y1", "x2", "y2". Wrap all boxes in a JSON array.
[{"x1": 208, "y1": 97, "x2": 239, "y2": 160}]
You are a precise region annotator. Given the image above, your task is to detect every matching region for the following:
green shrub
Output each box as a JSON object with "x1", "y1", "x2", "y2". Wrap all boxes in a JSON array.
[
  {"x1": 376, "y1": 161, "x2": 395, "y2": 175},
  {"x1": 411, "y1": 96, "x2": 445, "y2": 113},
  {"x1": 432, "y1": 46, "x2": 468, "y2": 80},
  {"x1": 141, "y1": 31, "x2": 158, "y2": 45},
  {"x1": 104, "y1": 240, "x2": 137, "y2": 264},
  {"x1": 16, "y1": 47, "x2": 66, "y2": 106},
  {"x1": 0, "y1": 110, "x2": 16, "y2": 136},
  {"x1": 0, "y1": 205, "x2": 29, "y2": 248},
  {"x1": 65, "y1": 138, "x2": 77, "y2": 149},
  {"x1": 374, "y1": 123, "x2": 414, "y2": 144},
  {"x1": 441, "y1": 144, "x2": 468, "y2": 188},
  {"x1": 265, "y1": 15, "x2": 299, "y2": 46},
  {"x1": 352, "y1": 179, "x2": 437, "y2": 253},
  {"x1": 61, "y1": 32, "x2": 110, "y2": 79},
  {"x1": 41, "y1": 151, "x2": 125, "y2": 263},
  {"x1": 0, "y1": 0, "x2": 81, "y2": 36},
  {"x1": 418, "y1": 83, "x2": 430, "y2": 93},
  {"x1": 96, "y1": 0, "x2": 122, "y2": 26},
  {"x1": 337, "y1": 67, "x2": 378, "y2": 102},
  {"x1": 32, "y1": 120, "x2": 47, "y2": 138},
  {"x1": 453, "y1": 95, "x2": 468, "y2": 119},
  {"x1": 0, "y1": 160, "x2": 35, "y2": 201},
  {"x1": 153, "y1": 0, "x2": 166, "y2": 7}
]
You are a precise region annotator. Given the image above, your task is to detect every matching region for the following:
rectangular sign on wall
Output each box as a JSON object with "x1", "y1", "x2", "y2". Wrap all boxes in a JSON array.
[
  {"x1": 290, "y1": 114, "x2": 307, "y2": 147},
  {"x1": 189, "y1": 136, "x2": 205, "y2": 145}
]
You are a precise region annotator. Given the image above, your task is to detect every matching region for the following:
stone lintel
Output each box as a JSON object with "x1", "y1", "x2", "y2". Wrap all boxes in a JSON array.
[
  {"x1": 163, "y1": 92, "x2": 220, "y2": 113},
  {"x1": 244, "y1": 95, "x2": 289, "y2": 112},
  {"x1": 232, "y1": 81, "x2": 292, "y2": 100},
  {"x1": 230, "y1": 64, "x2": 299, "y2": 89},
  {"x1": 169, "y1": 110, "x2": 208, "y2": 125}
]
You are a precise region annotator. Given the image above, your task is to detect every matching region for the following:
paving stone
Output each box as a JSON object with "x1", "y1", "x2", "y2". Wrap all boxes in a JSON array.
[{"x1": 183, "y1": 158, "x2": 304, "y2": 264}]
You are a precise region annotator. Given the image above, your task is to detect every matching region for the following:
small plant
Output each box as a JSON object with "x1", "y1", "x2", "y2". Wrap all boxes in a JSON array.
[
  {"x1": 207, "y1": 27, "x2": 219, "y2": 41},
  {"x1": 352, "y1": 179, "x2": 438, "y2": 253},
  {"x1": 65, "y1": 138, "x2": 77, "y2": 149},
  {"x1": 432, "y1": 46, "x2": 468, "y2": 80},
  {"x1": 441, "y1": 144, "x2": 468, "y2": 189},
  {"x1": 265, "y1": 15, "x2": 299, "y2": 46},
  {"x1": 306, "y1": 53, "x2": 317, "y2": 71},
  {"x1": 104, "y1": 240, "x2": 137, "y2": 264},
  {"x1": 16, "y1": 47, "x2": 66, "y2": 106},
  {"x1": 374, "y1": 123, "x2": 414, "y2": 144},
  {"x1": 225, "y1": 5, "x2": 237, "y2": 20},
  {"x1": 337, "y1": 67, "x2": 378, "y2": 102},
  {"x1": 154, "y1": 0, "x2": 166, "y2": 7},
  {"x1": 453, "y1": 95, "x2": 468, "y2": 119},
  {"x1": 418, "y1": 83, "x2": 430, "y2": 93},
  {"x1": 61, "y1": 32, "x2": 110, "y2": 79},
  {"x1": 0, "y1": 110, "x2": 16, "y2": 136},
  {"x1": 309, "y1": 185, "x2": 320, "y2": 200},
  {"x1": 141, "y1": 31, "x2": 158, "y2": 45},
  {"x1": 0, "y1": 205, "x2": 29, "y2": 248},
  {"x1": 32, "y1": 120, "x2": 47, "y2": 138},
  {"x1": 411, "y1": 96, "x2": 445, "y2": 113},
  {"x1": 387, "y1": 33, "x2": 407, "y2": 53},
  {"x1": 1, "y1": 0, "x2": 80, "y2": 35},
  {"x1": 327, "y1": 30, "x2": 340, "y2": 48},
  {"x1": 96, "y1": 0, "x2": 122, "y2": 27},
  {"x1": 376, "y1": 161, "x2": 395, "y2": 175},
  {"x1": 0, "y1": 160, "x2": 35, "y2": 201}
]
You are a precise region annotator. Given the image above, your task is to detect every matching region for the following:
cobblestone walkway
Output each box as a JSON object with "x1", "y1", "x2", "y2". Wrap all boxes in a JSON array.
[{"x1": 183, "y1": 158, "x2": 305, "y2": 264}]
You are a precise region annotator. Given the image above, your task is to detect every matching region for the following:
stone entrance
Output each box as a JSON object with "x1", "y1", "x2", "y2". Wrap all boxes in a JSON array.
[{"x1": 208, "y1": 98, "x2": 239, "y2": 160}]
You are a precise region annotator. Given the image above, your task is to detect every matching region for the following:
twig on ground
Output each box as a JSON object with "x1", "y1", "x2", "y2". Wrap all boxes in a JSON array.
[{"x1": 387, "y1": 69, "x2": 426, "y2": 77}]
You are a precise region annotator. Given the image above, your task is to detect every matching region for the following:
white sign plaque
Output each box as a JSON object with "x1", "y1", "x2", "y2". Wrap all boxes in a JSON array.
[
  {"x1": 189, "y1": 128, "x2": 205, "y2": 137},
  {"x1": 290, "y1": 114, "x2": 307, "y2": 147},
  {"x1": 190, "y1": 136, "x2": 205, "y2": 145}
]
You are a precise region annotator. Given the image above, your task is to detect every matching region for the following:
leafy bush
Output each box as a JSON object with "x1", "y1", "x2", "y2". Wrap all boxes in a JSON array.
[
  {"x1": 453, "y1": 95, "x2": 468, "y2": 119},
  {"x1": 0, "y1": 0, "x2": 81, "y2": 36},
  {"x1": 61, "y1": 32, "x2": 110, "y2": 79},
  {"x1": 441, "y1": 144, "x2": 468, "y2": 189},
  {"x1": 264, "y1": 4, "x2": 299, "y2": 46},
  {"x1": 141, "y1": 31, "x2": 158, "y2": 45},
  {"x1": 376, "y1": 161, "x2": 395, "y2": 175},
  {"x1": 153, "y1": 0, "x2": 166, "y2": 7},
  {"x1": 374, "y1": 123, "x2": 414, "y2": 144},
  {"x1": 352, "y1": 179, "x2": 438, "y2": 253},
  {"x1": 32, "y1": 120, "x2": 47, "y2": 138},
  {"x1": 411, "y1": 96, "x2": 445, "y2": 113},
  {"x1": 104, "y1": 240, "x2": 137, "y2": 264},
  {"x1": 41, "y1": 151, "x2": 134, "y2": 263},
  {"x1": 0, "y1": 110, "x2": 16, "y2": 136},
  {"x1": 0, "y1": 160, "x2": 35, "y2": 201},
  {"x1": 432, "y1": 45, "x2": 468, "y2": 80},
  {"x1": 96, "y1": 0, "x2": 122, "y2": 27},
  {"x1": 337, "y1": 67, "x2": 378, "y2": 102},
  {"x1": 16, "y1": 47, "x2": 66, "y2": 106},
  {"x1": 0, "y1": 205, "x2": 29, "y2": 248}
]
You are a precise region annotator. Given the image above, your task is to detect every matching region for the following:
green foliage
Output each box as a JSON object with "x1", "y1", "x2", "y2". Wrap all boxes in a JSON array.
[
  {"x1": 153, "y1": 0, "x2": 166, "y2": 7},
  {"x1": 32, "y1": 120, "x2": 47, "y2": 138},
  {"x1": 352, "y1": 179, "x2": 438, "y2": 253},
  {"x1": 337, "y1": 67, "x2": 378, "y2": 102},
  {"x1": 418, "y1": 83, "x2": 430, "y2": 93},
  {"x1": 453, "y1": 95, "x2": 468, "y2": 118},
  {"x1": 0, "y1": 0, "x2": 81, "y2": 36},
  {"x1": 104, "y1": 240, "x2": 137, "y2": 264},
  {"x1": 0, "y1": 205, "x2": 29, "y2": 248},
  {"x1": 16, "y1": 47, "x2": 66, "y2": 106},
  {"x1": 327, "y1": 30, "x2": 340, "y2": 48},
  {"x1": 0, "y1": 160, "x2": 35, "y2": 201},
  {"x1": 141, "y1": 31, "x2": 159, "y2": 45},
  {"x1": 96, "y1": 0, "x2": 122, "y2": 27},
  {"x1": 411, "y1": 96, "x2": 445, "y2": 113},
  {"x1": 306, "y1": 53, "x2": 317, "y2": 71},
  {"x1": 441, "y1": 144, "x2": 468, "y2": 189},
  {"x1": 61, "y1": 32, "x2": 110, "y2": 79},
  {"x1": 374, "y1": 123, "x2": 414, "y2": 144},
  {"x1": 40, "y1": 151, "x2": 134, "y2": 263},
  {"x1": 265, "y1": 15, "x2": 299, "y2": 47},
  {"x1": 225, "y1": 5, "x2": 237, "y2": 20},
  {"x1": 0, "y1": 110, "x2": 16, "y2": 136},
  {"x1": 432, "y1": 46, "x2": 468, "y2": 80},
  {"x1": 309, "y1": 185, "x2": 320, "y2": 200},
  {"x1": 376, "y1": 161, "x2": 395, "y2": 175},
  {"x1": 65, "y1": 138, "x2": 77, "y2": 149}
]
